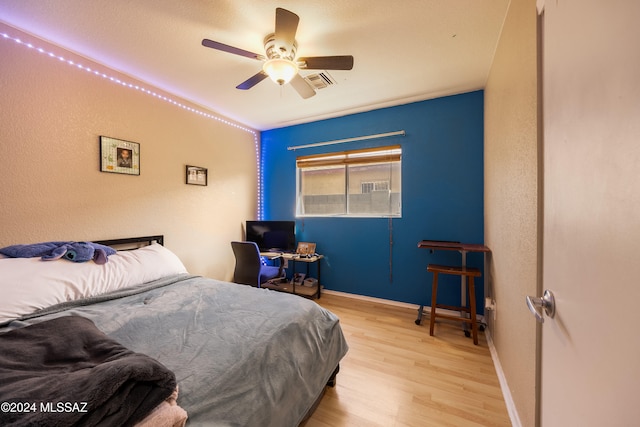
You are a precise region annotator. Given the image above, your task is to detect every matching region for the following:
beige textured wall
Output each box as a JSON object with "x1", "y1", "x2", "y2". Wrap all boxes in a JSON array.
[
  {"x1": 484, "y1": 0, "x2": 539, "y2": 426},
  {"x1": 0, "y1": 23, "x2": 257, "y2": 280}
]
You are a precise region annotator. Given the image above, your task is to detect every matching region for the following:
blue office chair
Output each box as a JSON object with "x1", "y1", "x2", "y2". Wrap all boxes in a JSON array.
[{"x1": 231, "y1": 241, "x2": 284, "y2": 287}]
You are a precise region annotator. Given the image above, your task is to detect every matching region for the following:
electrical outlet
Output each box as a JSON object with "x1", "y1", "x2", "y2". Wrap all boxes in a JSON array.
[{"x1": 484, "y1": 297, "x2": 496, "y2": 321}]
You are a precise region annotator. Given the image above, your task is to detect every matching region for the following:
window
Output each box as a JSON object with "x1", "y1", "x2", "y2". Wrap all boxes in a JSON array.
[{"x1": 296, "y1": 145, "x2": 401, "y2": 217}]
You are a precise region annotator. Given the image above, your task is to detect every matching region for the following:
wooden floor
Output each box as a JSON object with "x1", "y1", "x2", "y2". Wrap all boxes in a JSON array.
[{"x1": 305, "y1": 292, "x2": 511, "y2": 427}]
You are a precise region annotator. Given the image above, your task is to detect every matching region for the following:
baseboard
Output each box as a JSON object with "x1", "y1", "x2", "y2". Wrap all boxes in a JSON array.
[
  {"x1": 322, "y1": 289, "x2": 417, "y2": 309},
  {"x1": 322, "y1": 289, "x2": 486, "y2": 323},
  {"x1": 484, "y1": 327, "x2": 522, "y2": 427}
]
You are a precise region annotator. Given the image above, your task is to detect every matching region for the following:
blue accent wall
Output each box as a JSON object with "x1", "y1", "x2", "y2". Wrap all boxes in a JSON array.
[{"x1": 261, "y1": 91, "x2": 485, "y2": 311}]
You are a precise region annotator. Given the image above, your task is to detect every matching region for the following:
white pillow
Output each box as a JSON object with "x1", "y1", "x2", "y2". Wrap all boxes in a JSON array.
[{"x1": 0, "y1": 243, "x2": 188, "y2": 324}]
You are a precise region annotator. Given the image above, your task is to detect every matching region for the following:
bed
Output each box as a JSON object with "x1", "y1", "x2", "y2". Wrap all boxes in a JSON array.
[{"x1": 0, "y1": 236, "x2": 348, "y2": 426}]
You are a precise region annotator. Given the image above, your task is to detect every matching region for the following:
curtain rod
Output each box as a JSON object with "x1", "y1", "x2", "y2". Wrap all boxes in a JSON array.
[{"x1": 287, "y1": 130, "x2": 405, "y2": 151}]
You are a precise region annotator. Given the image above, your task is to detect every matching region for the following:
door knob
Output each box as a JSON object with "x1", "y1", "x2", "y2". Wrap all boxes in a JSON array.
[{"x1": 526, "y1": 290, "x2": 556, "y2": 323}]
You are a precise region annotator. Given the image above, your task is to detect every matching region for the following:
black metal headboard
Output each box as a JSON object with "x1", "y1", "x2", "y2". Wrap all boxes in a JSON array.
[{"x1": 94, "y1": 235, "x2": 164, "y2": 249}]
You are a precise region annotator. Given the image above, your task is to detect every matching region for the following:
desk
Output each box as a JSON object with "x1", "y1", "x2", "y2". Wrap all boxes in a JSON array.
[
  {"x1": 417, "y1": 240, "x2": 491, "y2": 330},
  {"x1": 260, "y1": 252, "x2": 324, "y2": 299}
]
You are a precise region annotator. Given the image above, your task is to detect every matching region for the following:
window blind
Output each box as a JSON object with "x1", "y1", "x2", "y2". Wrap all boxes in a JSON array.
[{"x1": 296, "y1": 145, "x2": 401, "y2": 168}]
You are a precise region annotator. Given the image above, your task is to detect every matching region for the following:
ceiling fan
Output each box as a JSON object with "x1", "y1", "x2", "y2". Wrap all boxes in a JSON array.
[{"x1": 201, "y1": 7, "x2": 354, "y2": 99}]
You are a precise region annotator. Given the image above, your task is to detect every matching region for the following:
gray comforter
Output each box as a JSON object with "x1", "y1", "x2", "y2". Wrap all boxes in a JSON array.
[{"x1": 1, "y1": 274, "x2": 349, "y2": 427}]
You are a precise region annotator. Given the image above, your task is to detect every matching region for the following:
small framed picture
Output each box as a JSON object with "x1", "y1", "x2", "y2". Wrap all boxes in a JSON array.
[
  {"x1": 100, "y1": 136, "x2": 140, "y2": 175},
  {"x1": 186, "y1": 165, "x2": 208, "y2": 186}
]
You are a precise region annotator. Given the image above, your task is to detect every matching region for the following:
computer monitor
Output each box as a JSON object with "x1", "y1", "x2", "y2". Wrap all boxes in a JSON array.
[{"x1": 245, "y1": 220, "x2": 296, "y2": 252}]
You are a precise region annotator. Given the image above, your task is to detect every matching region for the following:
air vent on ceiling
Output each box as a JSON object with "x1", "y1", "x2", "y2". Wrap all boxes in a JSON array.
[{"x1": 304, "y1": 72, "x2": 335, "y2": 90}]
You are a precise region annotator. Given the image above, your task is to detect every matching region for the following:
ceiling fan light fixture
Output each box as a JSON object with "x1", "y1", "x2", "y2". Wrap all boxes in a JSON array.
[{"x1": 263, "y1": 58, "x2": 298, "y2": 85}]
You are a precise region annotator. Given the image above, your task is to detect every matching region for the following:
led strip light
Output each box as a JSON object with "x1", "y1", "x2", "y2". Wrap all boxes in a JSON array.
[{"x1": 1, "y1": 30, "x2": 264, "y2": 219}]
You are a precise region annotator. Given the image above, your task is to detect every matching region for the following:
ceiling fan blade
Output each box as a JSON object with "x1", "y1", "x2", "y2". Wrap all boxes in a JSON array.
[
  {"x1": 290, "y1": 74, "x2": 316, "y2": 99},
  {"x1": 236, "y1": 71, "x2": 269, "y2": 90},
  {"x1": 202, "y1": 39, "x2": 265, "y2": 61},
  {"x1": 298, "y1": 56, "x2": 354, "y2": 70},
  {"x1": 275, "y1": 8, "x2": 299, "y2": 52}
]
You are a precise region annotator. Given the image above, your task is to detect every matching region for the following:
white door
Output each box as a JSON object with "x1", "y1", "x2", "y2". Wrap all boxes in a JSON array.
[{"x1": 539, "y1": 1, "x2": 640, "y2": 425}]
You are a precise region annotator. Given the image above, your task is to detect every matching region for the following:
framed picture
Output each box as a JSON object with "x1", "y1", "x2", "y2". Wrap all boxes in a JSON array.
[
  {"x1": 100, "y1": 136, "x2": 140, "y2": 175},
  {"x1": 186, "y1": 165, "x2": 208, "y2": 186}
]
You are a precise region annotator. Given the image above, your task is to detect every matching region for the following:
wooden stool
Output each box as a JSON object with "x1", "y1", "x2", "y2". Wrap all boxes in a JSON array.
[{"x1": 427, "y1": 264, "x2": 481, "y2": 345}]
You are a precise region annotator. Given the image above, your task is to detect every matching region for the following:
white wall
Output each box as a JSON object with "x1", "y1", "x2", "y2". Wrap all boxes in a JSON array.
[
  {"x1": 0, "y1": 22, "x2": 257, "y2": 280},
  {"x1": 484, "y1": 0, "x2": 539, "y2": 425}
]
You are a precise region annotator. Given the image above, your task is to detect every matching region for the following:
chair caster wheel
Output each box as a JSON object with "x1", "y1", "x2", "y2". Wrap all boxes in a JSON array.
[
  {"x1": 415, "y1": 319, "x2": 421, "y2": 325},
  {"x1": 464, "y1": 330, "x2": 471, "y2": 338}
]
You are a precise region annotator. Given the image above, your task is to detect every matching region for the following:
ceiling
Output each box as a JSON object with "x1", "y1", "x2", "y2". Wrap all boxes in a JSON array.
[{"x1": 0, "y1": 0, "x2": 509, "y2": 131}]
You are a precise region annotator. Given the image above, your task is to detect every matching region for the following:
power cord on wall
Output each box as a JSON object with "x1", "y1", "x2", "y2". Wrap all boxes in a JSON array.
[{"x1": 389, "y1": 217, "x2": 393, "y2": 283}]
